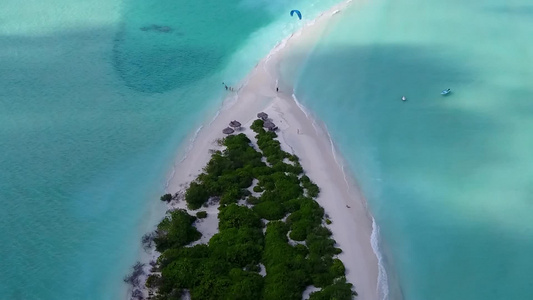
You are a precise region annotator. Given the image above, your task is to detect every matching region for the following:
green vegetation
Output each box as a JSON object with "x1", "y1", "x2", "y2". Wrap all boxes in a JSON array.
[
  {"x1": 160, "y1": 193, "x2": 172, "y2": 202},
  {"x1": 301, "y1": 175, "x2": 320, "y2": 198},
  {"x1": 309, "y1": 277, "x2": 357, "y2": 299},
  {"x1": 196, "y1": 211, "x2": 207, "y2": 219},
  {"x1": 185, "y1": 133, "x2": 264, "y2": 210},
  {"x1": 153, "y1": 209, "x2": 201, "y2": 253},
  {"x1": 145, "y1": 120, "x2": 356, "y2": 299}
]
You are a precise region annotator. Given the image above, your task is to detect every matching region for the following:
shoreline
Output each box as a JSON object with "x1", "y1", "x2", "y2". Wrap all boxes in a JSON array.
[{"x1": 159, "y1": 1, "x2": 381, "y2": 299}]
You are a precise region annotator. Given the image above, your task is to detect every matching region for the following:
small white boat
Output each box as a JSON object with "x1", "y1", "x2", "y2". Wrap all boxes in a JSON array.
[
  {"x1": 401, "y1": 96, "x2": 406, "y2": 101},
  {"x1": 441, "y1": 88, "x2": 451, "y2": 95}
]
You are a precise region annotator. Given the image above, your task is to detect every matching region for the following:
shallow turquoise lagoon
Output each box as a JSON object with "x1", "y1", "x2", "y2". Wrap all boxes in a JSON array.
[{"x1": 0, "y1": 0, "x2": 339, "y2": 298}]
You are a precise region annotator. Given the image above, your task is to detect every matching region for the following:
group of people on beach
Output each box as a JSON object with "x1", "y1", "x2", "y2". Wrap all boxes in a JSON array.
[
  {"x1": 222, "y1": 82, "x2": 235, "y2": 92},
  {"x1": 223, "y1": 82, "x2": 280, "y2": 93}
]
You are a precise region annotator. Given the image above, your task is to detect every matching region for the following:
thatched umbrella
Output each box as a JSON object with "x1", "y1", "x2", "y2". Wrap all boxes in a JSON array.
[
  {"x1": 257, "y1": 112, "x2": 268, "y2": 120},
  {"x1": 229, "y1": 120, "x2": 241, "y2": 130},
  {"x1": 222, "y1": 127, "x2": 235, "y2": 135},
  {"x1": 263, "y1": 121, "x2": 277, "y2": 131}
]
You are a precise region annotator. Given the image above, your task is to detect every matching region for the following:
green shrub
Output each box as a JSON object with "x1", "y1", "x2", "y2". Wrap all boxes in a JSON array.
[
  {"x1": 286, "y1": 200, "x2": 325, "y2": 241},
  {"x1": 161, "y1": 257, "x2": 200, "y2": 289},
  {"x1": 209, "y1": 227, "x2": 264, "y2": 267},
  {"x1": 158, "y1": 244, "x2": 209, "y2": 269},
  {"x1": 191, "y1": 273, "x2": 232, "y2": 299},
  {"x1": 160, "y1": 193, "x2": 172, "y2": 202},
  {"x1": 154, "y1": 209, "x2": 201, "y2": 252},
  {"x1": 294, "y1": 244, "x2": 309, "y2": 257},
  {"x1": 185, "y1": 182, "x2": 210, "y2": 210},
  {"x1": 330, "y1": 259, "x2": 346, "y2": 278},
  {"x1": 306, "y1": 182, "x2": 320, "y2": 198},
  {"x1": 245, "y1": 263, "x2": 261, "y2": 273},
  {"x1": 289, "y1": 225, "x2": 308, "y2": 241},
  {"x1": 309, "y1": 277, "x2": 356, "y2": 299},
  {"x1": 270, "y1": 173, "x2": 303, "y2": 201},
  {"x1": 288, "y1": 154, "x2": 299, "y2": 162},
  {"x1": 262, "y1": 222, "x2": 310, "y2": 300},
  {"x1": 313, "y1": 226, "x2": 332, "y2": 238},
  {"x1": 263, "y1": 266, "x2": 308, "y2": 300},
  {"x1": 258, "y1": 176, "x2": 276, "y2": 191},
  {"x1": 253, "y1": 185, "x2": 263, "y2": 193},
  {"x1": 196, "y1": 211, "x2": 208, "y2": 219},
  {"x1": 325, "y1": 219, "x2": 332, "y2": 225},
  {"x1": 306, "y1": 232, "x2": 339, "y2": 257},
  {"x1": 246, "y1": 196, "x2": 261, "y2": 205},
  {"x1": 220, "y1": 186, "x2": 242, "y2": 204},
  {"x1": 227, "y1": 269, "x2": 264, "y2": 300},
  {"x1": 253, "y1": 201, "x2": 286, "y2": 221},
  {"x1": 145, "y1": 274, "x2": 161, "y2": 288},
  {"x1": 252, "y1": 166, "x2": 272, "y2": 178},
  {"x1": 251, "y1": 119, "x2": 264, "y2": 132},
  {"x1": 218, "y1": 204, "x2": 262, "y2": 230},
  {"x1": 288, "y1": 162, "x2": 304, "y2": 175},
  {"x1": 300, "y1": 176, "x2": 320, "y2": 198},
  {"x1": 283, "y1": 197, "x2": 305, "y2": 213},
  {"x1": 312, "y1": 272, "x2": 336, "y2": 288}
]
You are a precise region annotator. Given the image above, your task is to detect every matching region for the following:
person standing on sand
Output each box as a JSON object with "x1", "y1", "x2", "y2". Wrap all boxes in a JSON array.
[{"x1": 276, "y1": 87, "x2": 279, "y2": 92}]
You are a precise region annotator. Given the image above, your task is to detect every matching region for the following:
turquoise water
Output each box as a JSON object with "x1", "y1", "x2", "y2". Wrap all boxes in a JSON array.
[
  {"x1": 292, "y1": 0, "x2": 533, "y2": 299},
  {"x1": 0, "y1": 0, "x2": 339, "y2": 299}
]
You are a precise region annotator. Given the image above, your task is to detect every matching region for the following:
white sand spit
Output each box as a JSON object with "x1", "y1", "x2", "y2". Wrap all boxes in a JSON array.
[{"x1": 162, "y1": 1, "x2": 379, "y2": 299}]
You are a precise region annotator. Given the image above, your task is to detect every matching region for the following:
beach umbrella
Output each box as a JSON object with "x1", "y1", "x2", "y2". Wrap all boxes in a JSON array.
[
  {"x1": 263, "y1": 121, "x2": 277, "y2": 131},
  {"x1": 229, "y1": 120, "x2": 241, "y2": 129},
  {"x1": 222, "y1": 127, "x2": 235, "y2": 135},
  {"x1": 257, "y1": 112, "x2": 268, "y2": 120}
]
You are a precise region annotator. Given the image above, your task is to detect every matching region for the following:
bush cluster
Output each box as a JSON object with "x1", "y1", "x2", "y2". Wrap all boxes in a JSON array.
[
  {"x1": 153, "y1": 209, "x2": 201, "y2": 253},
  {"x1": 160, "y1": 193, "x2": 172, "y2": 202},
  {"x1": 309, "y1": 277, "x2": 357, "y2": 299},
  {"x1": 301, "y1": 175, "x2": 320, "y2": 198},
  {"x1": 184, "y1": 134, "x2": 266, "y2": 209},
  {"x1": 251, "y1": 120, "x2": 303, "y2": 174},
  {"x1": 196, "y1": 211, "x2": 207, "y2": 219},
  {"x1": 148, "y1": 204, "x2": 264, "y2": 299},
  {"x1": 146, "y1": 119, "x2": 355, "y2": 299}
]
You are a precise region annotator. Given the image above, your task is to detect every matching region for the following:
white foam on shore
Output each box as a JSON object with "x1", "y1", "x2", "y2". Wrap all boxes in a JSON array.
[
  {"x1": 323, "y1": 123, "x2": 351, "y2": 192},
  {"x1": 372, "y1": 217, "x2": 390, "y2": 300},
  {"x1": 291, "y1": 94, "x2": 320, "y2": 134}
]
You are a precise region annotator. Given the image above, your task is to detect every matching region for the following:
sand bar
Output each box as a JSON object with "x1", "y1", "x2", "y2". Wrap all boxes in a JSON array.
[{"x1": 165, "y1": 1, "x2": 380, "y2": 299}]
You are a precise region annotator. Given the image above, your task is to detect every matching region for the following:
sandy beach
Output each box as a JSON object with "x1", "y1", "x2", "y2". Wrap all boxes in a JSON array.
[{"x1": 164, "y1": 1, "x2": 380, "y2": 299}]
